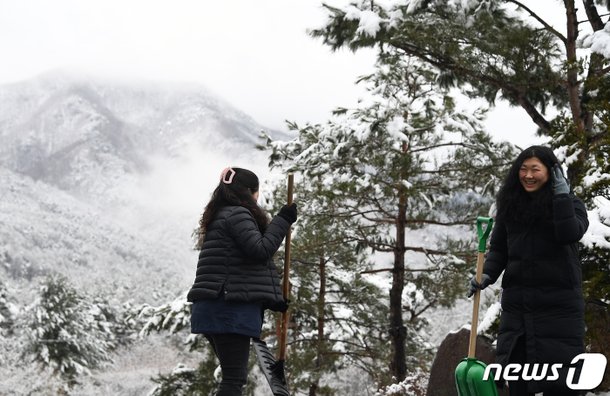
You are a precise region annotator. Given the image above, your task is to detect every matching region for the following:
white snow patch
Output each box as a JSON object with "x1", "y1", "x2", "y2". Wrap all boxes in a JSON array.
[
  {"x1": 357, "y1": 11, "x2": 384, "y2": 37},
  {"x1": 581, "y1": 196, "x2": 610, "y2": 249},
  {"x1": 583, "y1": 168, "x2": 610, "y2": 188},
  {"x1": 581, "y1": 22, "x2": 610, "y2": 59},
  {"x1": 478, "y1": 302, "x2": 501, "y2": 334}
]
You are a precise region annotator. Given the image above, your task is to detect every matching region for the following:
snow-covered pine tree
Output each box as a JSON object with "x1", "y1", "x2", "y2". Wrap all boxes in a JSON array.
[
  {"x1": 263, "y1": 54, "x2": 515, "y2": 388},
  {"x1": 262, "y1": 175, "x2": 391, "y2": 395},
  {"x1": 23, "y1": 275, "x2": 122, "y2": 385},
  {"x1": 0, "y1": 280, "x2": 14, "y2": 336},
  {"x1": 0, "y1": 279, "x2": 17, "y2": 372},
  {"x1": 135, "y1": 292, "x2": 254, "y2": 396},
  {"x1": 149, "y1": 360, "x2": 220, "y2": 396},
  {"x1": 137, "y1": 290, "x2": 192, "y2": 339},
  {"x1": 89, "y1": 296, "x2": 136, "y2": 349},
  {"x1": 313, "y1": 3, "x2": 610, "y2": 389}
]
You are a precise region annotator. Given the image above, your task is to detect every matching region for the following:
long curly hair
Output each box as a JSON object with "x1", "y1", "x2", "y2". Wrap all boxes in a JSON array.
[
  {"x1": 194, "y1": 167, "x2": 269, "y2": 250},
  {"x1": 496, "y1": 145, "x2": 561, "y2": 224}
]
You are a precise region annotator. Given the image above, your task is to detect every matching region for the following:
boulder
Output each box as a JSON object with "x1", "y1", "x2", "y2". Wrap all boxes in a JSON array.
[{"x1": 426, "y1": 328, "x2": 508, "y2": 396}]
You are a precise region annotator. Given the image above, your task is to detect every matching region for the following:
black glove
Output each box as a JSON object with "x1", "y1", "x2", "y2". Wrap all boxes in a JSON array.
[
  {"x1": 467, "y1": 274, "x2": 493, "y2": 298},
  {"x1": 278, "y1": 203, "x2": 297, "y2": 224},
  {"x1": 551, "y1": 164, "x2": 570, "y2": 195},
  {"x1": 274, "y1": 299, "x2": 290, "y2": 313}
]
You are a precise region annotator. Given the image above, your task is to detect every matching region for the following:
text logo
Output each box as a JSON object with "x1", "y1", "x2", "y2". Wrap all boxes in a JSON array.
[
  {"x1": 566, "y1": 353, "x2": 607, "y2": 390},
  {"x1": 482, "y1": 353, "x2": 607, "y2": 390}
]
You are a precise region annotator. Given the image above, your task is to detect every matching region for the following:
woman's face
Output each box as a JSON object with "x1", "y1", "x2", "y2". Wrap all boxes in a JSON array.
[
  {"x1": 519, "y1": 157, "x2": 549, "y2": 192},
  {"x1": 252, "y1": 191, "x2": 259, "y2": 201}
]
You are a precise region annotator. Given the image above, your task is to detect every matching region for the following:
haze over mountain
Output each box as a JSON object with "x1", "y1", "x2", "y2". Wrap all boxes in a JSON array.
[
  {"x1": 0, "y1": 70, "x2": 279, "y2": 303},
  {"x1": 0, "y1": 71, "x2": 292, "y2": 394}
]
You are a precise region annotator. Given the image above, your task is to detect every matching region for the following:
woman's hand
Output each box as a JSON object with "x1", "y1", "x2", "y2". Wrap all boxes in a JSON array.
[
  {"x1": 551, "y1": 164, "x2": 570, "y2": 195},
  {"x1": 275, "y1": 299, "x2": 290, "y2": 313},
  {"x1": 467, "y1": 274, "x2": 493, "y2": 297},
  {"x1": 278, "y1": 203, "x2": 298, "y2": 224}
]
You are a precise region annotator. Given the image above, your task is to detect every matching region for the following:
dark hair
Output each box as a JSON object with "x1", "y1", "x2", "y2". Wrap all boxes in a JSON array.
[
  {"x1": 194, "y1": 167, "x2": 269, "y2": 250},
  {"x1": 496, "y1": 145, "x2": 560, "y2": 224}
]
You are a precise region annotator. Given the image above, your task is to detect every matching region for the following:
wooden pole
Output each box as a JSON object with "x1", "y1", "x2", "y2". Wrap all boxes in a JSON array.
[
  {"x1": 278, "y1": 173, "x2": 294, "y2": 361},
  {"x1": 468, "y1": 251, "x2": 485, "y2": 358}
]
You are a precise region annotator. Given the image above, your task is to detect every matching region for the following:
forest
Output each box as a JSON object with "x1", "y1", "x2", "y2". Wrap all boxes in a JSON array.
[{"x1": 1, "y1": 1, "x2": 609, "y2": 395}]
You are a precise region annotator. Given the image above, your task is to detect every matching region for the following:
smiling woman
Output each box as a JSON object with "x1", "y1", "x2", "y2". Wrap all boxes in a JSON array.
[
  {"x1": 468, "y1": 145, "x2": 590, "y2": 395},
  {"x1": 519, "y1": 157, "x2": 550, "y2": 193}
]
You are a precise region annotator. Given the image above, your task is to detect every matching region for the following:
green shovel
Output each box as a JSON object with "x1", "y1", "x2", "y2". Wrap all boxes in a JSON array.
[{"x1": 455, "y1": 216, "x2": 498, "y2": 396}]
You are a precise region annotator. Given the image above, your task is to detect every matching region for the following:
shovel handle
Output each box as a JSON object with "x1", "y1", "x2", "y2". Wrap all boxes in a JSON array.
[
  {"x1": 282, "y1": 174, "x2": 294, "y2": 298},
  {"x1": 469, "y1": 217, "x2": 493, "y2": 358},
  {"x1": 278, "y1": 173, "x2": 294, "y2": 361},
  {"x1": 476, "y1": 217, "x2": 493, "y2": 253},
  {"x1": 468, "y1": 252, "x2": 485, "y2": 358}
]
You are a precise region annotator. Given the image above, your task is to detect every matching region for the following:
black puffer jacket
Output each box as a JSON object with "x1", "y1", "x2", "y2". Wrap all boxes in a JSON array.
[
  {"x1": 483, "y1": 193, "x2": 589, "y2": 393},
  {"x1": 187, "y1": 205, "x2": 290, "y2": 311}
]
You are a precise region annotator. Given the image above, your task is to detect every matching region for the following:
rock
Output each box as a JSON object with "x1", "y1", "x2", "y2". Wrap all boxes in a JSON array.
[{"x1": 426, "y1": 328, "x2": 508, "y2": 396}]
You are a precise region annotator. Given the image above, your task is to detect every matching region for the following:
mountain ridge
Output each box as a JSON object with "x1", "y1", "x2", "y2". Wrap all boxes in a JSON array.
[
  {"x1": 0, "y1": 71, "x2": 277, "y2": 194},
  {"x1": 0, "y1": 70, "x2": 280, "y2": 302}
]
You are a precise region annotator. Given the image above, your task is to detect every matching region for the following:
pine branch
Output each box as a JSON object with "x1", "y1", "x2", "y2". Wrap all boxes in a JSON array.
[
  {"x1": 389, "y1": 41, "x2": 553, "y2": 132},
  {"x1": 409, "y1": 141, "x2": 471, "y2": 153},
  {"x1": 360, "y1": 267, "x2": 393, "y2": 275},
  {"x1": 599, "y1": 65, "x2": 610, "y2": 76},
  {"x1": 409, "y1": 299, "x2": 438, "y2": 319},
  {"x1": 289, "y1": 337, "x2": 375, "y2": 353},
  {"x1": 583, "y1": 0, "x2": 607, "y2": 32},
  {"x1": 507, "y1": 0, "x2": 567, "y2": 43},
  {"x1": 404, "y1": 219, "x2": 472, "y2": 226},
  {"x1": 360, "y1": 264, "x2": 448, "y2": 275}
]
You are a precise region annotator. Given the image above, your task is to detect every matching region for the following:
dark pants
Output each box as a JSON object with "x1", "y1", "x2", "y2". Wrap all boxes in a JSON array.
[
  {"x1": 205, "y1": 333, "x2": 251, "y2": 396},
  {"x1": 508, "y1": 336, "x2": 581, "y2": 396}
]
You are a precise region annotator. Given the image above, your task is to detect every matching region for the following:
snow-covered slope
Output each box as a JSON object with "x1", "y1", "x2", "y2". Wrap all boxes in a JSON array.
[
  {"x1": 0, "y1": 71, "x2": 277, "y2": 302},
  {"x1": 0, "y1": 71, "x2": 278, "y2": 394},
  {"x1": 0, "y1": 166, "x2": 193, "y2": 304}
]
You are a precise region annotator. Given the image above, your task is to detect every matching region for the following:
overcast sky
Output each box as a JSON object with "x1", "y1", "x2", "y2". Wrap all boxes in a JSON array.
[{"x1": 0, "y1": 0, "x2": 548, "y2": 146}]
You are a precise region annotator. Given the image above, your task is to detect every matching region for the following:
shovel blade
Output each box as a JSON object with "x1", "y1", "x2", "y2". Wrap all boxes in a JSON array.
[
  {"x1": 252, "y1": 338, "x2": 291, "y2": 396},
  {"x1": 455, "y1": 358, "x2": 498, "y2": 396}
]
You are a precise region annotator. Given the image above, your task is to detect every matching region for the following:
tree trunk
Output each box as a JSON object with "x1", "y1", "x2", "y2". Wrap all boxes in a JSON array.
[
  {"x1": 563, "y1": 0, "x2": 594, "y2": 185},
  {"x1": 389, "y1": 143, "x2": 408, "y2": 382},
  {"x1": 309, "y1": 256, "x2": 327, "y2": 396},
  {"x1": 564, "y1": 0, "x2": 585, "y2": 133},
  {"x1": 583, "y1": 0, "x2": 607, "y2": 132}
]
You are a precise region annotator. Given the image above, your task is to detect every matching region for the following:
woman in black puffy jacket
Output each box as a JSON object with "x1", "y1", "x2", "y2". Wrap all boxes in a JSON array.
[
  {"x1": 469, "y1": 146, "x2": 589, "y2": 396},
  {"x1": 187, "y1": 167, "x2": 296, "y2": 396}
]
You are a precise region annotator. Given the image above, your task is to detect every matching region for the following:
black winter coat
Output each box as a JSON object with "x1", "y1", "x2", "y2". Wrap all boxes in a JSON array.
[
  {"x1": 483, "y1": 193, "x2": 589, "y2": 393},
  {"x1": 187, "y1": 205, "x2": 290, "y2": 312}
]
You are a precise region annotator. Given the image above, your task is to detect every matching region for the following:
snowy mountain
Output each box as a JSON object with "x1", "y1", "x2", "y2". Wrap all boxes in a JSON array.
[
  {"x1": 0, "y1": 71, "x2": 274, "y2": 203},
  {"x1": 0, "y1": 71, "x2": 281, "y2": 394},
  {"x1": 0, "y1": 166, "x2": 192, "y2": 303},
  {"x1": 0, "y1": 70, "x2": 281, "y2": 301}
]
